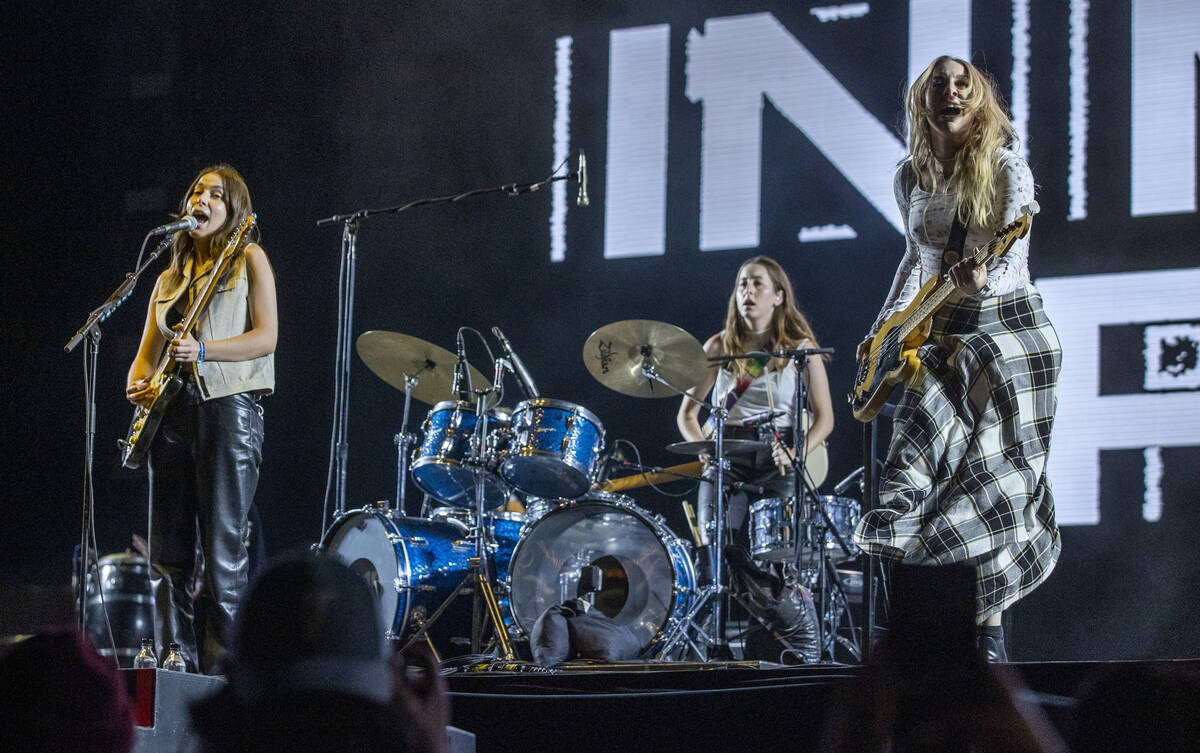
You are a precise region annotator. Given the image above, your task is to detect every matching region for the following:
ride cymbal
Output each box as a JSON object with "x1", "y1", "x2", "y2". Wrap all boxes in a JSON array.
[
  {"x1": 582, "y1": 319, "x2": 706, "y2": 398},
  {"x1": 356, "y1": 330, "x2": 493, "y2": 406}
]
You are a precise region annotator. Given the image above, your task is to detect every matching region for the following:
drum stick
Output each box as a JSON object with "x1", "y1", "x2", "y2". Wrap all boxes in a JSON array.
[{"x1": 682, "y1": 500, "x2": 704, "y2": 548}]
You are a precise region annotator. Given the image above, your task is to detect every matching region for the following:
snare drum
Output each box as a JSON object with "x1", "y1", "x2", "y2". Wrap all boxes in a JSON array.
[
  {"x1": 507, "y1": 495, "x2": 695, "y2": 658},
  {"x1": 749, "y1": 495, "x2": 862, "y2": 566},
  {"x1": 411, "y1": 401, "x2": 511, "y2": 508},
  {"x1": 500, "y1": 398, "x2": 605, "y2": 499}
]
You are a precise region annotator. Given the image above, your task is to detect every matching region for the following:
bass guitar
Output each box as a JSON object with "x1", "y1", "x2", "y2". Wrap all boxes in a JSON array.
[
  {"x1": 119, "y1": 214, "x2": 257, "y2": 468},
  {"x1": 849, "y1": 201, "x2": 1039, "y2": 422}
]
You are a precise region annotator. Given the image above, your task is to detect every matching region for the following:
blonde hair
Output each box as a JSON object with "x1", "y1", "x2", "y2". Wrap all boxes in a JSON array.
[
  {"x1": 162, "y1": 164, "x2": 259, "y2": 291},
  {"x1": 721, "y1": 256, "x2": 822, "y2": 381},
  {"x1": 905, "y1": 56, "x2": 1017, "y2": 228}
]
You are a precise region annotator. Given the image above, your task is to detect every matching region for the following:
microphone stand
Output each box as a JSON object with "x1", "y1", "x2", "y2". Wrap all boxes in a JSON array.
[
  {"x1": 64, "y1": 232, "x2": 173, "y2": 640},
  {"x1": 402, "y1": 357, "x2": 515, "y2": 660},
  {"x1": 772, "y1": 346, "x2": 860, "y2": 662},
  {"x1": 314, "y1": 159, "x2": 584, "y2": 538}
]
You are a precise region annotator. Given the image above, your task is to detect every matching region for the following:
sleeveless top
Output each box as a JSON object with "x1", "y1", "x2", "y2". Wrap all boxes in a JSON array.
[
  {"x1": 710, "y1": 358, "x2": 799, "y2": 431},
  {"x1": 152, "y1": 252, "x2": 275, "y2": 400}
]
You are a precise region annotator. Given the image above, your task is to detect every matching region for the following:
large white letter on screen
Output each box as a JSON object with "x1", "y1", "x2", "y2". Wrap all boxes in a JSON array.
[
  {"x1": 604, "y1": 25, "x2": 671, "y2": 259},
  {"x1": 1131, "y1": 0, "x2": 1199, "y2": 216},
  {"x1": 685, "y1": 12, "x2": 906, "y2": 252},
  {"x1": 1037, "y1": 268, "x2": 1200, "y2": 526}
]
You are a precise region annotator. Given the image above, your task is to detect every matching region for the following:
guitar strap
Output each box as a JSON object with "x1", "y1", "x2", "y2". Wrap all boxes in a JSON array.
[{"x1": 940, "y1": 213, "x2": 969, "y2": 273}]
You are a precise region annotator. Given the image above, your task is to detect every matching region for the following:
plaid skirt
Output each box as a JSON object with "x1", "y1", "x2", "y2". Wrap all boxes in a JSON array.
[{"x1": 853, "y1": 285, "x2": 1062, "y2": 622}]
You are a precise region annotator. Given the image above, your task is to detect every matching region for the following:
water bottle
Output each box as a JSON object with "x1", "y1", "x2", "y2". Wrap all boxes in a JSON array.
[
  {"x1": 133, "y1": 638, "x2": 157, "y2": 669},
  {"x1": 163, "y1": 642, "x2": 187, "y2": 672}
]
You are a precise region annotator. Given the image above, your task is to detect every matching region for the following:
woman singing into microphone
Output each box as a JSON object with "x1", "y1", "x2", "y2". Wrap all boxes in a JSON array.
[{"x1": 126, "y1": 164, "x2": 277, "y2": 674}]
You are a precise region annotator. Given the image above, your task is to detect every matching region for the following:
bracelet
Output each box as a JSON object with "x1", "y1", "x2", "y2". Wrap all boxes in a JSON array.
[{"x1": 197, "y1": 341, "x2": 206, "y2": 364}]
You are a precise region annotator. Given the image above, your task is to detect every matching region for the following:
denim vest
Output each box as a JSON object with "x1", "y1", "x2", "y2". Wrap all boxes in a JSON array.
[{"x1": 153, "y1": 253, "x2": 275, "y2": 401}]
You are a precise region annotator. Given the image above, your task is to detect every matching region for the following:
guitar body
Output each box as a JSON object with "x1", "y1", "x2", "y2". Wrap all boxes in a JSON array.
[
  {"x1": 120, "y1": 368, "x2": 184, "y2": 469},
  {"x1": 849, "y1": 203, "x2": 1039, "y2": 423},
  {"x1": 850, "y1": 276, "x2": 938, "y2": 422}
]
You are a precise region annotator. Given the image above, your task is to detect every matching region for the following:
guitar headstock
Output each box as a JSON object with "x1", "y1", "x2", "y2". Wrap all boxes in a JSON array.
[
  {"x1": 990, "y1": 201, "x2": 1039, "y2": 256},
  {"x1": 224, "y1": 212, "x2": 257, "y2": 254}
]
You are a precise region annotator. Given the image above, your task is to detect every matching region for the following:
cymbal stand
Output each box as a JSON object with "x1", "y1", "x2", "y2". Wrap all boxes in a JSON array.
[
  {"x1": 638, "y1": 358, "x2": 732, "y2": 660},
  {"x1": 392, "y1": 373, "x2": 419, "y2": 517},
  {"x1": 402, "y1": 357, "x2": 514, "y2": 659}
]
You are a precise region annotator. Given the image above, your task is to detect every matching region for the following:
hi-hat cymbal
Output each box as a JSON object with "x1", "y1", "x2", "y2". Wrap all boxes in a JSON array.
[
  {"x1": 356, "y1": 331, "x2": 494, "y2": 406},
  {"x1": 665, "y1": 439, "x2": 769, "y2": 456},
  {"x1": 582, "y1": 319, "x2": 706, "y2": 398}
]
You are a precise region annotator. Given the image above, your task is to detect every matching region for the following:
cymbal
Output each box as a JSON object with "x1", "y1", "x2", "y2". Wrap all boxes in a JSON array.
[
  {"x1": 665, "y1": 439, "x2": 770, "y2": 456},
  {"x1": 356, "y1": 331, "x2": 494, "y2": 406},
  {"x1": 582, "y1": 319, "x2": 706, "y2": 398}
]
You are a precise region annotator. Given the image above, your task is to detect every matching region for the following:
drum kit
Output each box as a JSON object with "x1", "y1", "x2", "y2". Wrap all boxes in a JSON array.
[{"x1": 320, "y1": 320, "x2": 864, "y2": 664}]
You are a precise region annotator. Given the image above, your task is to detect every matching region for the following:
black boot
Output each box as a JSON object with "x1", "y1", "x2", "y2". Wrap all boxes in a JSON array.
[{"x1": 977, "y1": 624, "x2": 1007, "y2": 662}]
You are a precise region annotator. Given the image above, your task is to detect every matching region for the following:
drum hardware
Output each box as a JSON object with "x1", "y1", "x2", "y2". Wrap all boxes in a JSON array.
[
  {"x1": 402, "y1": 340, "x2": 517, "y2": 659},
  {"x1": 581, "y1": 319, "x2": 734, "y2": 659},
  {"x1": 718, "y1": 344, "x2": 862, "y2": 661},
  {"x1": 356, "y1": 330, "x2": 499, "y2": 517}
]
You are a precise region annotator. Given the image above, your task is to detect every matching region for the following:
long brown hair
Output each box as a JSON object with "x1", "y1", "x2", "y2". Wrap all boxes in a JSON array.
[
  {"x1": 905, "y1": 56, "x2": 1017, "y2": 228},
  {"x1": 720, "y1": 255, "x2": 821, "y2": 380},
  {"x1": 161, "y1": 164, "x2": 259, "y2": 290}
]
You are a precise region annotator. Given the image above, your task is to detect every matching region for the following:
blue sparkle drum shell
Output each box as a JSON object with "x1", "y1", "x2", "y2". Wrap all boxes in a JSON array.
[
  {"x1": 506, "y1": 496, "x2": 695, "y2": 658},
  {"x1": 500, "y1": 398, "x2": 605, "y2": 499},
  {"x1": 411, "y1": 401, "x2": 510, "y2": 508}
]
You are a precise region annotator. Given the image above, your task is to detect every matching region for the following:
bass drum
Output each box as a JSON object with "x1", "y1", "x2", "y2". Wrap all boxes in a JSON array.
[
  {"x1": 321, "y1": 508, "x2": 477, "y2": 653},
  {"x1": 506, "y1": 497, "x2": 695, "y2": 658}
]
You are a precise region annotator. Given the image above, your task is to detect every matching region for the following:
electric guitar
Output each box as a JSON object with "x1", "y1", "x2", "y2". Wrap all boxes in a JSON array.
[
  {"x1": 849, "y1": 202, "x2": 1039, "y2": 422},
  {"x1": 119, "y1": 214, "x2": 257, "y2": 469}
]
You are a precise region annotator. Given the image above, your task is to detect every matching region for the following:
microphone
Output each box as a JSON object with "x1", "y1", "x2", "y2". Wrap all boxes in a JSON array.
[
  {"x1": 576, "y1": 151, "x2": 589, "y2": 207},
  {"x1": 491, "y1": 327, "x2": 539, "y2": 398},
  {"x1": 833, "y1": 465, "x2": 866, "y2": 496},
  {"x1": 149, "y1": 216, "x2": 199, "y2": 235},
  {"x1": 452, "y1": 333, "x2": 471, "y2": 403}
]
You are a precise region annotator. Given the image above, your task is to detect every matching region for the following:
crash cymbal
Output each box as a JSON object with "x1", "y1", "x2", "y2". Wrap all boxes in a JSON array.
[
  {"x1": 356, "y1": 331, "x2": 494, "y2": 406},
  {"x1": 582, "y1": 319, "x2": 706, "y2": 398},
  {"x1": 665, "y1": 439, "x2": 770, "y2": 456}
]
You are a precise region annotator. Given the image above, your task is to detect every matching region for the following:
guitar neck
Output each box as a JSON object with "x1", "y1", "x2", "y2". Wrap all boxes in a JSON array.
[{"x1": 894, "y1": 240, "x2": 999, "y2": 341}]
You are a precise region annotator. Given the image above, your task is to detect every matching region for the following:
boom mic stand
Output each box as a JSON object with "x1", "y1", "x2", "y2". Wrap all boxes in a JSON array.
[
  {"x1": 64, "y1": 232, "x2": 174, "y2": 645},
  {"x1": 315, "y1": 154, "x2": 585, "y2": 539}
]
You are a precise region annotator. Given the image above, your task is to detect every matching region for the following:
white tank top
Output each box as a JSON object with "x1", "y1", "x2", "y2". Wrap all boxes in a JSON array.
[{"x1": 710, "y1": 360, "x2": 798, "y2": 429}]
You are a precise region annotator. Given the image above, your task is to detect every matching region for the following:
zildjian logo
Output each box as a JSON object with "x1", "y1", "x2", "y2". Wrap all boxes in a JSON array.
[{"x1": 598, "y1": 340, "x2": 615, "y2": 374}]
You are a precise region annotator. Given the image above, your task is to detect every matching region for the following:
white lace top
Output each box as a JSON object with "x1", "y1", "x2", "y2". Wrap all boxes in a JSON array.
[{"x1": 870, "y1": 148, "x2": 1036, "y2": 334}]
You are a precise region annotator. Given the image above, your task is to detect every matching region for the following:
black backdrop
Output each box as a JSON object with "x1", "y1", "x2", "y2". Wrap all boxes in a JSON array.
[{"x1": 4, "y1": 0, "x2": 1198, "y2": 661}]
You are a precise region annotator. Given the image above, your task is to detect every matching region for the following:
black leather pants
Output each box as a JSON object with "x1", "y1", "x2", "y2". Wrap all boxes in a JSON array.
[{"x1": 147, "y1": 382, "x2": 263, "y2": 673}]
